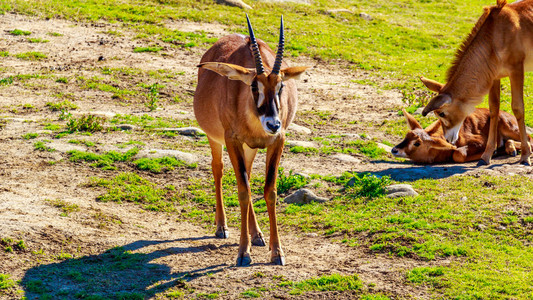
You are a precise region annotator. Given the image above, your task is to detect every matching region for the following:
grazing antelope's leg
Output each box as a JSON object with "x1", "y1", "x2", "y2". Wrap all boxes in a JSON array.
[
  {"x1": 243, "y1": 145, "x2": 266, "y2": 247},
  {"x1": 208, "y1": 137, "x2": 228, "y2": 239},
  {"x1": 510, "y1": 66, "x2": 532, "y2": 165},
  {"x1": 225, "y1": 134, "x2": 253, "y2": 266},
  {"x1": 264, "y1": 137, "x2": 285, "y2": 265},
  {"x1": 480, "y1": 79, "x2": 501, "y2": 165}
]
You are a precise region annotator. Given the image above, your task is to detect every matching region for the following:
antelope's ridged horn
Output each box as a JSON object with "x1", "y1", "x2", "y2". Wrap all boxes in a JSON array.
[
  {"x1": 272, "y1": 16, "x2": 285, "y2": 75},
  {"x1": 246, "y1": 14, "x2": 264, "y2": 75}
]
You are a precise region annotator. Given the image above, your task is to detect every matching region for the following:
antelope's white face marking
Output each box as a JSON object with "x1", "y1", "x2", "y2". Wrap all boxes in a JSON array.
[
  {"x1": 274, "y1": 81, "x2": 282, "y2": 108},
  {"x1": 256, "y1": 81, "x2": 265, "y2": 108},
  {"x1": 445, "y1": 123, "x2": 462, "y2": 144}
]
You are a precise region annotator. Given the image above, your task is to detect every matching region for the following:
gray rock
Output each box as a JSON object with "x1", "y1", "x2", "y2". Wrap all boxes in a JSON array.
[
  {"x1": 359, "y1": 12, "x2": 373, "y2": 21},
  {"x1": 137, "y1": 149, "x2": 198, "y2": 165},
  {"x1": 283, "y1": 189, "x2": 328, "y2": 204},
  {"x1": 331, "y1": 154, "x2": 361, "y2": 163},
  {"x1": 414, "y1": 107, "x2": 424, "y2": 115},
  {"x1": 286, "y1": 140, "x2": 317, "y2": 148},
  {"x1": 343, "y1": 133, "x2": 361, "y2": 140},
  {"x1": 47, "y1": 141, "x2": 85, "y2": 153},
  {"x1": 477, "y1": 224, "x2": 487, "y2": 231},
  {"x1": 288, "y1": 123, "x2": 312, "y2": 135},
  {"x1": 377, "y1": 143, "x2": 393, "y2": 153},
  {"x1": 385, "y1": 184, "x2": 418, "y2": 199},
  {"x1": 294, "y1": 172, "x2": 310, "y2": 179},
  {"x1": 326, "y1": 9, "x2": 353, "y2": 15},
  {"x1": 115, "y1": 124, "x2": 137, "y2": 131},
  {"x1": 157, "y1": 127, "x2": 206, "y2": 136},
  {"x1": 215, "y1": 0, "x2": 251, "y2": 9}
]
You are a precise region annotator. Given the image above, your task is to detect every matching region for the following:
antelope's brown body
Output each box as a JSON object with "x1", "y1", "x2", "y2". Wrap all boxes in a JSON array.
[
  {"x1": 420, "y1": 0, "x2": 533, "y2": 165},
  {"x1": 393, "y1": 108, "x2": 530, "y2": 164},
  {"x1": 193, "y1": 17, "x2": 308, "y2": 266}
]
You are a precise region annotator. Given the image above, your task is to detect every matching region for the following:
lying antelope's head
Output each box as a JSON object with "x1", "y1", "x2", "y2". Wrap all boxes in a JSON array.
[
  {"x1": 391, "y1": 109, "x2": 456, "y2": 164},
  {"x1": 420, "y1": 77, "x2": 475, "y2": 144},
  {"x1": 198, "y1": 15, "x2": 309, "y2": 135}
]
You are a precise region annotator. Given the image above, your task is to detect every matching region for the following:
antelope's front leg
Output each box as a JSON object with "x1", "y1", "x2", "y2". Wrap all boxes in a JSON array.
[
  {"x1": 265, "y1": 137, "x2": 285, "y2": 265},
  {"x1": 480, "y1": 79, "x2": 501, "y2": 165},
  {"x1": 225, "y1": 135, "x2": 253, "y2": 266},
  {"x1": 510, "y1": 67, "x2": 532, "y2": 165}
]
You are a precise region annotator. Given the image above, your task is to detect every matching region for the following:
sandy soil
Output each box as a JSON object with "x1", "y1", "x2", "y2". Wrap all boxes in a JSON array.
[{"x1": 1, "y1": 12, "x2": 531, "y2": 300}]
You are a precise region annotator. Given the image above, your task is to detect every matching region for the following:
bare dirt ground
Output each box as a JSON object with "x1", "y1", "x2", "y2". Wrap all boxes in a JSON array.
[{"x1": 1, "y1": 13, "x2": 532, "y2": 300}]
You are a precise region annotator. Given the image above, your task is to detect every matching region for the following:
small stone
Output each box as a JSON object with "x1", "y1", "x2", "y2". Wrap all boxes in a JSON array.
[
  {"x1": 330, "y1": 154, "x2": 361, "y2": 163},
  {"x1": 305, "y1": 233, "x2": 318, "y2": 237},
  {"x1": 385, "y1": 184, "x2": 418, "y2": 199},
  {"x1": 326, "y1": 9, "x2": 353, "y2": 15},
  {"x1": 286, "y1": 140, "x2": 317, "y2": 148},
  {"x1": 477, "y1": 224, "x2": 487, "y2": 231},
  {"x1": 359, "y1": 12, "x2": 373, "y2": 21},
  {"x1": 497, "y1": 225, "x2": 506, "y2": 231},
  {"x1": 414, "y1": 107, "x2": 424, "y2": 115},
  {"x1": 343, "y1": 133, "x2": 361, "y2": 140},
  {"x1": 283, "y1": 189, "x2": 328, "y2": 204},
  {"x1": 137, "y1": 149, "x2": 198, "y2": 165},
  {"x1": 377, "y1": 143, "x2": 393, "y2": 153},
  {"x1": 461, "y1": 196, "x2": 468, "y2": 201},
  {"x1": 288, "y1": 123, "x2": 312, "y2": 135},
  {"x1": 215, "y1": 0, "x2": 252, "y2": 9},
  {"x1": 116, "y1": 124, "x2": 137, "y2": 131}
]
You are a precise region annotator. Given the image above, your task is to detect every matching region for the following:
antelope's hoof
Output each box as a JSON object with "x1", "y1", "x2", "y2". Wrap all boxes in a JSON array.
[
  {"x1": 215, "y1": 228, "x2": 229, "y2": 239},
  {"x1": 511, "y1": 150, "x2": 518, "y2": 157},
  {"x1": 477, "y1": 159, "x2": 489, "y2": 166},
  {"x1": 519, "y1": 157, "x2": 531, "y2": 166},
  {"x1": 251, "y1": 235, "x2": 266, "y2": 247},
  {"x1": 236, "y1": 254, "x2": 252, "y2": 267},
  {"x1": 271, "y1": 255, "x2": 285, "y2": 266}
]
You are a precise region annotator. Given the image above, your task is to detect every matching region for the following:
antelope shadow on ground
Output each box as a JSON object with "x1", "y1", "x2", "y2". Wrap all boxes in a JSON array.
[{"x1": 20, "y1": 237, "x2": 232, "y2": 299}]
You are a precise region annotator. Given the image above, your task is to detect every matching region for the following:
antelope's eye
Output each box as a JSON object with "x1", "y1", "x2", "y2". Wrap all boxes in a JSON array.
[
  {"x1": 438, "y1": 112, "x2": 445, "y2": 118},
  {"x1": 414, "y1": 142, "x2": 421, "y2": 147}
]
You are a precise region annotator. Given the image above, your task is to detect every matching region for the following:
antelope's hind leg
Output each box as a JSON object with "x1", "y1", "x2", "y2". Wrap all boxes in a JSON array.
[
  {"x1": 208, "y1": 137, "x2": 229, "y2": 239},
  {"x1": 243, "y1": 145, "x2": 266, "y2": 247}
]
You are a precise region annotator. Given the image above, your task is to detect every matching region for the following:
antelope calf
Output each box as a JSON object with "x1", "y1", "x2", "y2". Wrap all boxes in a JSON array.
[
  {"x1": 392, "y1": 108, "x2": 529, "y2": 164},
  {"x1": 420, "y1": 0, "x2": 533, "y2": 165},
  {"x1": 194, "y1": 16, "x2": 309, "y2": 266}
]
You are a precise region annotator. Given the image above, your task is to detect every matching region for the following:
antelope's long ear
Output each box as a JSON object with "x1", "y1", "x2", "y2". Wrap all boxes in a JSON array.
[
  {"x1": 426, "y1": 120, "x2": 443, "y2": 136},
  {"x1": 422, "y1": 94, "x2": 451, "y2": 116},
  {"x1": 280, "y1": 66, "x2": 310, "y2": 81},
  {"x1": 430, "y1": 137, "x2": 456, "y2": 150},
  {"x1": 420, "y1": 77, "x2": 444, "y2": 93},
  {"x1": 198, "y1": 62, "x2": 257, "y2": 86},
  {"x1": 402, "y1": 109, "x2": 422, "y2": 130}
]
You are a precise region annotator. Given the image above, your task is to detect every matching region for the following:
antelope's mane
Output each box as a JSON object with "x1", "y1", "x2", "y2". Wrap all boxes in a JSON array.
[{"x1": 445, "y1": 0, "x2": 507, "y2": 82}]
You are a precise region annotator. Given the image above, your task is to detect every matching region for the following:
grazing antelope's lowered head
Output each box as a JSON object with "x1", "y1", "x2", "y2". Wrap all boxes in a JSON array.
[
  {"x1": 391, "y1": 109, "x2": 456, "y2": 163},
  {"x1": 198, "y1": 15, "x2": 308, "y2": 136},
  {"x1": 419, "y1": 77, "x2": 478, "y2": 145}
]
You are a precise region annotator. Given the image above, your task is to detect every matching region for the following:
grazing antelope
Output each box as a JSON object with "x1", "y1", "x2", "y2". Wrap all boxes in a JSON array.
[
  {"x1": 193, "y1": 16, "x2": 309, "y2": 266},
  {"x1": 420, "y1": 0, "x2": 533, "y2": 165},
  {"x1": 392, "y1": 108, "x2": 530, "y2": 164}
]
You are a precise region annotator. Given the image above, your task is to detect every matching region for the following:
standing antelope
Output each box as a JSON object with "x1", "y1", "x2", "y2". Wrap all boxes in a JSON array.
[
  {"x1": 194, "y1": 16, "x2": 309, "y2": 266},
  {"x1": 420, "y1": 0, "x2": 533, "y2": 165},
  {"x1": 392, "y1": 108, "x2": 529, "y2": 164}
]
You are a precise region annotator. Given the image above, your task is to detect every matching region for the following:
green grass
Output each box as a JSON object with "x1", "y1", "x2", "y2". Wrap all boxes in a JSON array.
[
  {"x1": 68, "y1": 148, "x2": 138, "y2": 170},
  {"x1": 280, "y1": 274, "x2": 363, "y2": 296},
  {"x1": 133, "y1": 157, "x2": 196, "y2": 173},
  {"x1": 22, "y1": 132, "x2": 39, "y2": 139},
  {"x1": 90, "y1": 172, "x2": 177, "y2": 212},
  {"x1": 0, "y1": 274, "x2": 15, "y2": 291},
  {"x1": 66, "y1": 115, "x2": 105, "y2": 133},
  {"x1": 45, "y1": 199, "x2": 80, "y2": 217},
  {"x1": 34, "y1": 141, "x2": 55, "y2": 152},
  {"x1": 0, "y1": 76, "x2": 14, "y2": 86},
  {"x1": 27, "y1": 37, "x2": 49, "y2": 43},
  {"x1": 133, "y1": 46, "x2": 162, "y2": 53},
  {"x1": 46, "y1": 99, "x2": 77, "y2": 111},
  {"x1": 10, "y1": 29, "x2": 31, "y2": 35},
  {"x1": 15, "y1": 51, "x2": 47, "y2": 60}
]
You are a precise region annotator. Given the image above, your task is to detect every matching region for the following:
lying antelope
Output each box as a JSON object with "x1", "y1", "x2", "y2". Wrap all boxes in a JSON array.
[
  {"x1": 392, "y1": 108, "x2": 530, "y2": 164},
  {"x1": 193, "y1": 16, "x2": 309, "y2": 266},
  {"x1": 420, "y1": 0, "x2": 533, "y2": 165}
]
